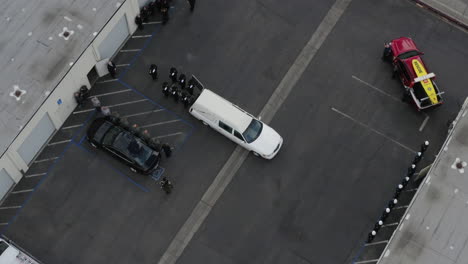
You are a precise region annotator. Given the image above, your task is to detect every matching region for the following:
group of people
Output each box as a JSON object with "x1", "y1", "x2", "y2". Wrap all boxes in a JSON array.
[{"x1": 135, "y1": 0, "x2": 195, "y2": 28}]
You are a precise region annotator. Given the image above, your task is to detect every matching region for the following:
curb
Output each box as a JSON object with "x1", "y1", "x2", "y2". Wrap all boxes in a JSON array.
[{"x1": 410, "y1": 0, "x2": 468, "y2": 31}]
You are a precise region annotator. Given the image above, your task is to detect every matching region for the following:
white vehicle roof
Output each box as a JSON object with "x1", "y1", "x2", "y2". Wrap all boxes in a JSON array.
[{"x1": 192, "y1": 89, "x2": 254, "y2": 132}]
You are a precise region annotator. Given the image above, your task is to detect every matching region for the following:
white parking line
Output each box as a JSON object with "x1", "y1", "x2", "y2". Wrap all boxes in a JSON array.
[
  {"x1": 25, "y1": 173, "x2": 46, "y2": 178},
  {"x1": 61, "y1": 124, "x2": 83, "y2": 130},
  {"x1": 73, "y1": 99, "x2": 148, "y2": 114},
  {"x1": 394, "y1": 205, "x2": 409, "y2": 210},
  {"x1": 143, "y1": 21, "x2": 161, "y2": 24},
  {"x1": 352, "y1": 75, "x2": 401, "y2": 103},
  {"x1": 33, "y1": 157, "x2": 59, "y2": 163},
  {"x1": 116, "y1": 64, "x2": 130, "y2": 67},
  {"x1": 419, "y1": 115, "x2": 430, "y2": 131},
  {"x1": 0, "y1": 206, "x2": 21, "y2": 210},
  {"x1": 0, "y1": 223, "x2": 8, "y2": 226},
  {"x1": 365, "y1": 240, "x2": 389, "y2": 246},
  {"x1": 120, "y1": 49, "x2": 141, "y2": 52},
  {"x1": 141, "y1": 119, "x2": 180, "y2": 128},
  {"x1": 93, "y1": 89, "x2": 131, "y2": 97},
  {"x1": 354, "y1": 259, "x2": 379, "y2": 264},
  {"x1": 155, "y1": 132, "x2": 184, "y2": 139},
  {"x1": 404, "y1": 188, "x2": 418, "y2": 192},
  {"x1": 123, "y1": 109, "x2": 164, "y2": 118},
  {"x1": 97, "y1": 79, "x2": 118, "y2": 84},
  {"x1": 331, "y1": 107, "x2": 416, "y2": 153},
  {"x1": 47, "y1": 139, "x2": 71, "y2": 146},
  {"x1": 131, "y1": 35, "x2": 152, "y2": 38},
  {"x1": 11, "y1": 189, "x2": 34, "y2": 194}
]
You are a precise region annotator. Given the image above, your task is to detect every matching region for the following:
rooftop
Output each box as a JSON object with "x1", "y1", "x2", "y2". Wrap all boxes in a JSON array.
[
  {"x1": 0, "y1": 0, "x2": 122, "y2": 157},
  {"x1": 379, "y1": 97, "x2": 468, "y2": 264}
]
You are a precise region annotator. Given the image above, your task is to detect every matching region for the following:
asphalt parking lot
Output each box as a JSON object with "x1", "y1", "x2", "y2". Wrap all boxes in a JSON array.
[{"x1": 1, "y1": 0, "x2": 468, "y2": 263}]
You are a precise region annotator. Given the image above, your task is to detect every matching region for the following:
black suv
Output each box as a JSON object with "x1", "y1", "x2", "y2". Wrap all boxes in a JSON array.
[{"x1": 87, "y1": 118, "x2": 160, "y2": 174}]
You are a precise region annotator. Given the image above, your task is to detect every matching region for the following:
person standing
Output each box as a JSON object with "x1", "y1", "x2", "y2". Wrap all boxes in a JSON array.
[
  {"x1": 107, "y1": 60, "x2": 117, "y2": 78},
  {"x1": 160, "y1": 177, "x2": 173, "y2": 194},
  {"x1": 170, "y1": 67, "x2": 178, "y2": 83},
  {"x1": 135, "y1": 14, "x2": 144, "y2": 30},
  {"x1": 161, "y1": 0, "x2": 169, "y2": 25},
  {"x1": 188, "y1": 0, "x2": 196, "y2": 12},
  {"x1": 149, "y1": 64, "x2": 158, "y2": 80}
]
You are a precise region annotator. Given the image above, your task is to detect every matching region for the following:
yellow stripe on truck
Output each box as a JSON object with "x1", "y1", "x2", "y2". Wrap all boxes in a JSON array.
[{"x1": 412, "y1": 59, "x2": 438, "y2": 104}]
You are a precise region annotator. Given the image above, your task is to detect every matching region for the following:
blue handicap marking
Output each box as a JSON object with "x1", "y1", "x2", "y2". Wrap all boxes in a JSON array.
[{"x1": 151, "y1": 167, "x2": 165, "y2": 181}]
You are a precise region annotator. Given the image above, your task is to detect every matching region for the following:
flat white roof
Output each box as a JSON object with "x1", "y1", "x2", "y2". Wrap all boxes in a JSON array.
[
  {"x1": 193, "y1": 89, "x2": 253, "y2": 132},
  {"x1": 379, "y1": 97, "x2": 468, "y2": 264},
  {"x1": 0, "y1": 0, "x2": 122, "y2": 157}
]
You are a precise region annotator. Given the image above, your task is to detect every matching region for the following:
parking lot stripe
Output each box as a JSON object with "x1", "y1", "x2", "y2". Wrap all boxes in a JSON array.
[
  {"x1": 93, "y1": 89, "x2": 131, "y2": 97},
  {"x1": 394, "y1": 205, "x2": 409, "y2": 210},
  {"x1": 61, "y1": 124, "x2": 83, "y2": 130},
  {"x1": 419, "y1": 115, "x2": 430, "y2": 131},
  {"x1": 365, "y1": 240, "x2": 389, "y2": 246},
  {"x1": 158, "y1": 0, "x2": 353, "y2": 262},
  {"x1": 116, "y1": 64, "x2": 130, "y2": 67},
  {"x1": 354, "y1": 259, "x2": 378, "y2": 264},
  {"x1": 123, "y1": 109, "x2": 164, "y2": 118},
  {"x1": 11, "y1": 189, "x2": 34, "y2": 194},
  {"x1": 382, "y1": 222, "x2": 399, "y2": 228},
  {"x1": 73, "y1": 99, "x2": 147, "y2": 114},
  {"x1": 119, "y1": 49, "x2": 141, "y2": 52},
  {"x1": 0, "y1": 206, "x2": 21, "y2": 210},
  {"x1": 47, "y1": 139, "x2": 72, "y2": 146},
  {"x1": 141, "y1": 119, "x2": 180, "y2": 128},
  {"x1": 143, "y1": 21, "x2": 161, "y2": 24},
  {"x1": 0, "y1": 223, "x2": 8, "y2": 226},
  {"x1": 155, "y1": 132, "x2": 184, "y2": 139},
  {"x1": 331, "y1": 107, "x2": 416, "y2": 153},
  {"x1": 131, "y1": 35, "x2": 152, "y2": 38},
  {"x1": 96, "y1": 79, "x2": 118, "y2": 84},
  {"x1": 33, "y1": 157, "x2": 59, "y2": 163},
  {"x1": 404, "y1": 188, "x2": 418, "y2": 192},
  {"x1": 352, "y1": 75, "x2": 401, "y2": 103},
  {"x1": 25, "y1": 173, "x2": 46, "y2": 178}
]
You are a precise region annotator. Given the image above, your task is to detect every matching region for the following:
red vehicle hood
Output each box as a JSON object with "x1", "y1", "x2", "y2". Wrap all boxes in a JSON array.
[{"x1": 391, "y1": 37, "x2": 419, "y2": 56}]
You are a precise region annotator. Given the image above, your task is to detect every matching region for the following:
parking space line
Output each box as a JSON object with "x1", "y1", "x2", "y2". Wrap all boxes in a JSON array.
[
  {"x1": 419, "y1": 114, "x2": 430, "y2": 131},
  {"x1": 0, "y1": 223, "x2": 8, "y2": 226},
  {"x1": 25, "y1": 173, "x2": 46, "y2": 178},
  {"x1": 365, "y1": 240, "x2": 389, "y2": 246},
  {"x1": 120, "y1": 49, "x2": 141, "y2": 52},
  {"x1": 141, "y1": 119, "x2": 180, "y2": 128},
  {"x1": 93, "y1": 89, "x2": 131, "y2": 97},
  {"x1": 352, "y1": 75, "x2": 401, "y2": 103},
  {"x1": 11, "y1": 189, "x2": 34, "y2": 194},
  {"x1": 382, "y1": 222, "x2": 399, "y2": 228},
  {"x1": 116, "y1": 64, "x2": 130, "y2": 67},
  {"x1": 62, "y1": 124, "x2": 83, "y2": 130},
  {"x1": 155, "y1": 132, "x2": 184, "y2": 139},
  {"x1": 394, "y1": 205, "x2": 409, "y2": 210},
  {"x1": 143, "y1": 21, "x2": 161, "y2": 24},
  {"x1": 131, "y1": 35, "x2": 152, "y2": 38},
  {"x1": 47, "y1": 139, "x2": 72, "y2": 146},
  {"x1": 123, "y1": 109, "x2": 164, "y2": 118},
  {"x1": 0, "y1": 206, "x2": 21, "y2": 210},
  {"x1": 33, "y1": 157, "x2": 59, "y2": 163},
  {"x1": 73, "y1": 99, "x2": 147, "y2": 114},
  {"x1": 354, "y1": 259, "x2": 379, "y2": 264},
  {"x1": 331, "y1": 107, "x2": 416, "y2": 153},
  {"x1": 97, "y1": 79, "x2": 118, "y2": 84},
  {"x1": 404, "y1": 188, "x2": 418, "y2": 192}
]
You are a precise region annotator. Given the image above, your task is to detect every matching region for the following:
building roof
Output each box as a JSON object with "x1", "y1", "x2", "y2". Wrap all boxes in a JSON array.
[
  {"x1": 192, "y1": 89, "x2": 254, "y2": 132},
  {"x1": 0, "y1": 0, "x2": 122, "y2": 157},
  {"x1": 378, "y1": 97, "x2": 468, "y2": 264}
]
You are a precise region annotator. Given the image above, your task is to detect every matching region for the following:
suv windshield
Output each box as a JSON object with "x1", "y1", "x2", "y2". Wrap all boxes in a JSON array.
[
  {"x1": 112, "y1": 132, "x2": 155, "y2": 170},
  {"x1": 398, "y1": 50, "x2": 420, "y2": 59},
  {"x1": 243, "y1": 119, "x2": 263, "y2": 143}
]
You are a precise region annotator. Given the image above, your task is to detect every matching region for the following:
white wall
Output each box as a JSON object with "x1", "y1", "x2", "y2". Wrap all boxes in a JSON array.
[{"x1": 0, "y1": 0, "x2": 141, "y2": 185}]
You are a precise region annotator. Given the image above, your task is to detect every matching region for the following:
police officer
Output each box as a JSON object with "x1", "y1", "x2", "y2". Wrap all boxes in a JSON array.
[
  {"x1": 162, "y1": 143, "x2": 172, "y2": 157},
  {"x1": 141, "y1": 6, "x2": 149, "y2": 22},
  {"x1": 107, "y1": 60, "x2": 117, "y2": 78},
  {"x1": 149, "y1": 64, "x2": 158, "y2": 80},
  {"x1": 181, "y1": 91, "x2": 190, "y2": 108},
  {"x1": 187, "y1": 78, "x2": 195, "y2": 95},
  {"x1": 420, "y1": 141, "x2": 429, "y2": 154},
  {"x1": 170, "y1": 67, "x2": 178, "y2": 83},
  {"x1": 161, "y1": 0, "x2": 169, "y2": 25},
  {"x1": 162, "y1": 82, "x2": 170, "y2": 97},
  {"x1": 171, "y1": 85, "x2": 180, "y2": 102},
  {"x1": 178, "y1": 74, "x2": 186, "y2": 89},
  {"x1": 160, "y1": 177, "x2": 173, "y2": 194},
  {"x1": 135, "y1": 14, "x2": 143, "y2": 30}
]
